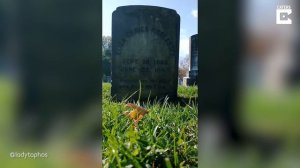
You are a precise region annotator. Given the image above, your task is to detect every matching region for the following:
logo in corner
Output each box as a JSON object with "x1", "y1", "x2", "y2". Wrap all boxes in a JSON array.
[{"x1": 276, "y1": 5, "x2": 292, "y2": 24}]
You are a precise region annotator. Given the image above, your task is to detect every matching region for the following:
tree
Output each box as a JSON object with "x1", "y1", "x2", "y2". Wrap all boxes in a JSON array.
[
  {"x1": 178, "y1": 55, "x2": 190, "y2": 80},
  {"x1": 102, "y1": 36, "x2": 112, "y2": 51},
  {"x1": 102, "y1": 36, "x2": 112, "y2": 77}
]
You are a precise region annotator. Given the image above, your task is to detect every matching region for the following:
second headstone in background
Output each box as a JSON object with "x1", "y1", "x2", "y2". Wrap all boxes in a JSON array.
[
  {"x1": 183, "y1": 34, "x2": 198, "y2": 86},
  {"x1": 111, "y1": 5, "x2": 180, "y2": 101}
]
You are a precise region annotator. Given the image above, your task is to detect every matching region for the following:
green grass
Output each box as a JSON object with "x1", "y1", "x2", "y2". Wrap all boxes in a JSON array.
[
  {"x1": 2, "y1": 76, "x2": 300, "y2": 167},
  {"x1": 102, "y1": 83, "x2": 198, "y2": 168},
  {"x1": 240, "y1": 88, "x2": 300, "y2": 143},
  {"x1": 177, "y1": 85, "x2": 198, "y2": 98}
]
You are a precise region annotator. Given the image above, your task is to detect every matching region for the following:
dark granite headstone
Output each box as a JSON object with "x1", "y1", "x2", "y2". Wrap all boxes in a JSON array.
[
  {"x1": 17, "y1": 0, "x2": 101, "y2": 140},
  {"x1": 289, "y1": 29, "x2": 300, "y2": 85},
  {"x1": 185, "y1": 34, "x2": 198, "y2": 86},
  {"x1": 290, "y1": 2, "x2": 300, "y2": 85},
  {"x1": 103, "y1": 75, "x2": 111, "y2": 83},
  {"x1": 111, "y1": 5, "x2": 180, "y2": 101},
  {"x1": 198, "y1": 0, "x2": 242, "y2": 144}
]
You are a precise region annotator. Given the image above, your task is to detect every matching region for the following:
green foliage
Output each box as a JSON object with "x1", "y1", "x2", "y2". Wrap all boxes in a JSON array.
[{"x1": 102, "y1": 83, "x2": 198, "y2": 167}]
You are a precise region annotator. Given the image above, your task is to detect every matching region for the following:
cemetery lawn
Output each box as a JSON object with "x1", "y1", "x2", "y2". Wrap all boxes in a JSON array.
[
  {"x1": 178, "y1": 85, "x2": 198, "y2": 98},
  {"x1": 102, "y1": 83, "x2": 198, "y2": 168}
]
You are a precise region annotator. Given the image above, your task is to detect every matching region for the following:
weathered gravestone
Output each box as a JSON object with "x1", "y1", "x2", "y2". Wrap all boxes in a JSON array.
[
  {"x1": 289, "y1": 24, "x2": 300, "y2": 85},
  {"x1": 198, "y1": 0, "x2": 242, "y2": 146},
  {"x1": 291, "y1": 2, "x2": 300, "y2": 85},
  {"x1": 17, "y1": 0, "x2": 101, "y2": 140},
  {"x1": 184, "y1": 34, "x2": 198, "y2": 86},
  {"x1": 111, "y1": 5, "x2": 180, "y2": 101}
]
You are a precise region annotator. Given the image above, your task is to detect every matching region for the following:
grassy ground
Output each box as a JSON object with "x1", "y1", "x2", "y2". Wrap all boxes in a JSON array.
[
  {"x1": 240, "y1": 88, "x2": 300, "y2": 145},
  {"x1": 2, "y1": 76, "x2": 300, "y2": 167},
  {"x1": 102, "y1": 83, "x2": 198, "y2": 168},
  {"x1": 0, "y1": 77, "x2": 99, "y2": 168},
  {"x1": 177, "y1": 85, "x2": 198, "y2": 98}
]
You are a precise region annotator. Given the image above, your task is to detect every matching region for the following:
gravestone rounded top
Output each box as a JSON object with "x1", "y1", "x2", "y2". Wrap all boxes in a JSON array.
[
  {"x1": 114, "y1": 5, "x2": 178, "y2": 15},
  {"x1": 191, "y1": 34, "x2": 198, "y2": 39}
]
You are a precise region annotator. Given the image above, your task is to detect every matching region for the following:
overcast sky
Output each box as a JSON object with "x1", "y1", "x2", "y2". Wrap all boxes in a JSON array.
[{"x1": 102, "y1": 0, "x2": 198, "y2": 59}]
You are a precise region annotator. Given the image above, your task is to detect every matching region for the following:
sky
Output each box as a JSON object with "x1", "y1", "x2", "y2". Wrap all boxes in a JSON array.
[{"x1": 102, "y1": 0, "x2": 198, "y2": 60}]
